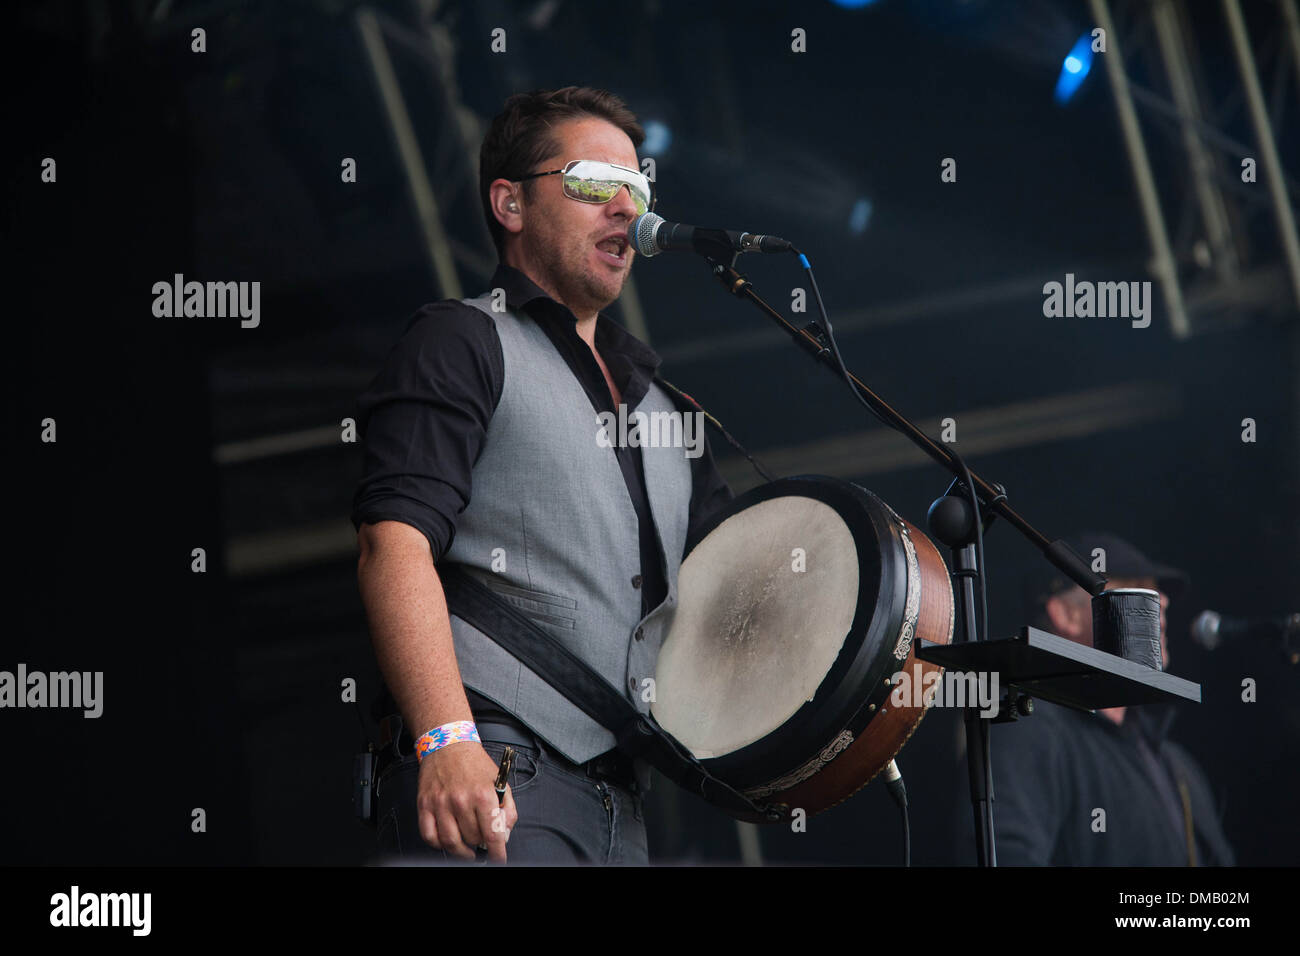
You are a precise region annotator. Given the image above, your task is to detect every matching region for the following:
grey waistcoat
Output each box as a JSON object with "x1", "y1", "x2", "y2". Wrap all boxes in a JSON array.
[{"x1": 442, "y1": 292, "x2": 693, "y2": 770}]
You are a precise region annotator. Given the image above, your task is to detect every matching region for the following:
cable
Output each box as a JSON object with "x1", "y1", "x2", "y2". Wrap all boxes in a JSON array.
[
  {"x1": 882, "y1": 759, "x2": 910, "y2": 867},
  {"x1": 794, "y1": 248, "x2": 897, "y2": 432},
  {"x1": 901, "y1": 804, "x2": 911, "y2": 867},
  {"x1": 656, "y1": 375, "x2": 776, "y2": 483}
]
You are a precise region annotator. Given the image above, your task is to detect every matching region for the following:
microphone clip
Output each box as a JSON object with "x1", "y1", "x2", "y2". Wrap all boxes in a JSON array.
[
  {"x1": 799, "y1": 320, "x2": 833, "y2": 361},
  {"x1": 695, "y1": 230, "x2": 744, "y2": 270}
]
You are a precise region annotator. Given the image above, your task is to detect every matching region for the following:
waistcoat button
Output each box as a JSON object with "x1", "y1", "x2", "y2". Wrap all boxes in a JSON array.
[
  {"x1": 634, "y1": 626, "x2": 644, "y2": 641},
  {"x1": 631, "y1": 574, "x2": 642, "y2": 589}
]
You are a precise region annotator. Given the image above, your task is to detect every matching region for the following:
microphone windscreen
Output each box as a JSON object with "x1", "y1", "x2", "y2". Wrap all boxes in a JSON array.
[{"x1": 629, "y1": 212, "x2": 665, "y2": 258}]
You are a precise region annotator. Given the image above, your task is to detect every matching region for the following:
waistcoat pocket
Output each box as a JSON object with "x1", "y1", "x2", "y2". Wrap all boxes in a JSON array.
[{"x1": 479, "y1": 576, "x2": 578, "y2": 630}]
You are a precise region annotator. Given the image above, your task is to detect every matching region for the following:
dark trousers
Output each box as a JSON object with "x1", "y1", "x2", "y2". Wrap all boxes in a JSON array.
[{"x1": 371, "y1": 717, "x2": 649, "y2": 866}]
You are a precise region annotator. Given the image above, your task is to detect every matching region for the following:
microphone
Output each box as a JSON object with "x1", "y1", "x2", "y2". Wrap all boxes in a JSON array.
[
  {"x1": 627, "y1": 212, "x2": 792, "y2": 258},
  {"x1": 1190, "y1": 610, "x2": 1300, "y2": 650}
]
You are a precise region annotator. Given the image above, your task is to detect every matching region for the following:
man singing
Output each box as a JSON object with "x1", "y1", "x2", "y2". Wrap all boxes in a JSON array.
[{"x1": 352, "y1": 86, "x2": 732, "y2": 864}]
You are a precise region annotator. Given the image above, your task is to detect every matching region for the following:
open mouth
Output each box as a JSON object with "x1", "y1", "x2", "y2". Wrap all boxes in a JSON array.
[{"x1": 595, "y1": 236, "x2": 628, "y2": 266}]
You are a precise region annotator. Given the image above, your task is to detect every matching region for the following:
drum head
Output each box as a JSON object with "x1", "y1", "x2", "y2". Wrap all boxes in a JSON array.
[
  {"x1": 653, "y1": 475, "x2": 911, "y2": 790},
  {"x1": 653, "y1": 493, "x2": 858, "y2": 757}
]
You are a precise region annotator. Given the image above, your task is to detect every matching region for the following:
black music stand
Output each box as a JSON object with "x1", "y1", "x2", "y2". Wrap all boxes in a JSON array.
[{"x1": 916, "y1": 627, "x2": 1200, "y2": 712}]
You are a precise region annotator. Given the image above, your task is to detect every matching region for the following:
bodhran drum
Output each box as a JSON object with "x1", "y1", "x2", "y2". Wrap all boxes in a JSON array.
[{"x1": 652, "y1": 475, "x2": 955, "y2": 822}]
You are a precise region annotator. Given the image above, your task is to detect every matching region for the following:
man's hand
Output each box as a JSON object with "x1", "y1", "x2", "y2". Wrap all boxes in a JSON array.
[
  {"x1": 357, "y1": 521, "x2": 519, "y2": 860},
  {"x1": 416, "y1": 741, "x2": 519, "y2": 862}
]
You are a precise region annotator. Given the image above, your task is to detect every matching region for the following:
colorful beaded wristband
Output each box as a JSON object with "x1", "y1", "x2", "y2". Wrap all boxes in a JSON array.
[{"x1": 415, "y1": 720, "x2": 481, "y2": 762}]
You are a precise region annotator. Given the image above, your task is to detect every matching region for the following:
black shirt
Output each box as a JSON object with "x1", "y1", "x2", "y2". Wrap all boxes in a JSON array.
[
  {"x1": 956, "y1": 699, "x2": 1234, "y2": 866},
  {"x1": 350, "y1": 262, "x2": 734, "y2": 617}
]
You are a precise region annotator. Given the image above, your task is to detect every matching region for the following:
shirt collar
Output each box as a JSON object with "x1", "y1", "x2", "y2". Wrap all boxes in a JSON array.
[{"x1": 489, "y1": 261, "x2": 662, "y2": 375}]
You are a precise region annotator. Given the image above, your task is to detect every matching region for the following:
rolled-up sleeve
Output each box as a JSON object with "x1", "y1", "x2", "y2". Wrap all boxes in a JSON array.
[{"x1": 350, "y1": 301, "x2": 503, "y2": 560}]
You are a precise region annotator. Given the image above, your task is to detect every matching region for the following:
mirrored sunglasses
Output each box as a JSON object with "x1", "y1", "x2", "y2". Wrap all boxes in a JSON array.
[{"x1": 516, "y1": 159, "x2": 655, "y2": 215}]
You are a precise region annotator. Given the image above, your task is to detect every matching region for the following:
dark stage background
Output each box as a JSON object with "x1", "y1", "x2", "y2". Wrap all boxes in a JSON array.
[{"x1": 6, "y1": 0, "x2": 1299, "y2": 867}]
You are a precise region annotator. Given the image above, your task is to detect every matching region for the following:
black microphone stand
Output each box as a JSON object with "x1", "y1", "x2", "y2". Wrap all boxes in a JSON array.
[{"x1": 689, "y1": 243, "x2": 1198, "y2": 866}]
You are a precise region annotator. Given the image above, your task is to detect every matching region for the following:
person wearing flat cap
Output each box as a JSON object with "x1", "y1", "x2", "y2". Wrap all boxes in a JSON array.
[{"x1": 956, "y1": 532, "x2": 1235, "y2": 866}]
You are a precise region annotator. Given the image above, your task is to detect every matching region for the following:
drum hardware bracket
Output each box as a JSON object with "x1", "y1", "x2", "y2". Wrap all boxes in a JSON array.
[
  {"x1": 798, "y1": 321, "x2": 833, "y2": 360},
  {"x1": 991, "y1": 689, "x2": 1035, "y2": 724},
  {"x1": 934, "y1": 477, "x2": 1006, "y2": 545},
  {"x1": 950, "y1": 478, "x2": 1008, "y2": 538}
]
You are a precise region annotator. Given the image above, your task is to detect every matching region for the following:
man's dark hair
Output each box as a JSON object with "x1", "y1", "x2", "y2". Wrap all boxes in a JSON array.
[{"x1": 479, "y1": 86, "x2": 645, "y2": 260}]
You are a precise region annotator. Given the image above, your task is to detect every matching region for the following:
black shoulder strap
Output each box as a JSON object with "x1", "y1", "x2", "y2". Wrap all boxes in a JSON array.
[{"x1": 438, "y1": 562, "x2": 784, "y2": 821}]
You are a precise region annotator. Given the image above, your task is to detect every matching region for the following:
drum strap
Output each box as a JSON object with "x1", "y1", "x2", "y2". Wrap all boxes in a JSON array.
[
  {"x1": 654, "y1": 376, "x2": 775, "y2": 484},
  {"x1": 438, "y1": 563, "x2": 785, "y2": 821}
]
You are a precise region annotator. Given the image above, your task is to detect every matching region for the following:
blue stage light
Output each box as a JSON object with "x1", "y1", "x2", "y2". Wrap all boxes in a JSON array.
[
  {"x1": 1055, "y1": 34, "x2": 1094, "y2": 104},
  {"x1": 848, "y1": 197, "x2": 873, "y2": 235},
  {"x1": 642, "y1": 120, "x2": 672, "y2": 156}
]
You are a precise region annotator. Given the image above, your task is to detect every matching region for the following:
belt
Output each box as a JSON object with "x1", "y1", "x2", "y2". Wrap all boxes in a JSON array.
[{"x1": 376, "y1": 714, "x2": 639, "y2": 791}]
